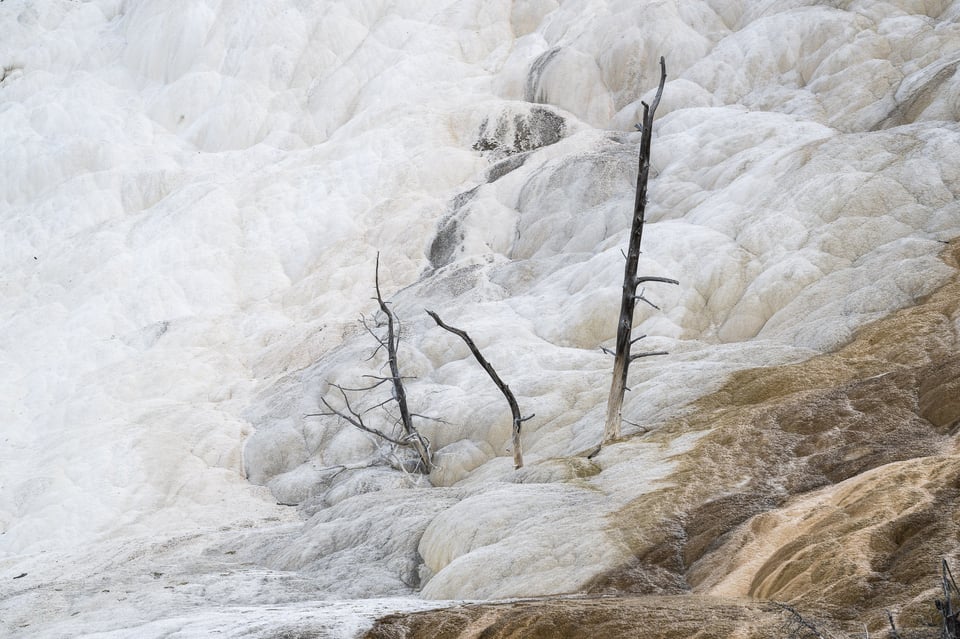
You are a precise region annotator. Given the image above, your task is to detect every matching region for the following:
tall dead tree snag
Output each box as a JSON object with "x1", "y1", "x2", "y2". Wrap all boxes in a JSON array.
[
  {"x1": 310, "y1": 254, "x2": 433, "y2": 473},
  {"x1": 603, "y1": 56, "x2": 678, "y2": 445},
  {"x1": 426, "y1": 310, "x2": 532, "y2": 469}
]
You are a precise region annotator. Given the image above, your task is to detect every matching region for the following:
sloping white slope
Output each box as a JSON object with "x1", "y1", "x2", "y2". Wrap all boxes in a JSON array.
[{"x1": 1, "y1": 0, "x2": 958, "y2": 636}]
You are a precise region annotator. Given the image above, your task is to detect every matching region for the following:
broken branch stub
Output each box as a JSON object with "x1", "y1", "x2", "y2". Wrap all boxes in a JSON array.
[{"x1": 310, "y1": 390, "x2": 407, "y2": 447}]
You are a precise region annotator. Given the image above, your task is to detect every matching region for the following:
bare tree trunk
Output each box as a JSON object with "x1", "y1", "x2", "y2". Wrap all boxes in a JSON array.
[
  {"x1": 426, "y1": 310, "x2": 532, "y2": 469},
  {"x1": 374, "y1": 254, "x2": 432, "y2": 472},
  {"x1": 939, "y1": 559, "x2": 960, "y2": 639},
  {"x1": 603, "y1": 57, "x2": 677, "y2": 445}
]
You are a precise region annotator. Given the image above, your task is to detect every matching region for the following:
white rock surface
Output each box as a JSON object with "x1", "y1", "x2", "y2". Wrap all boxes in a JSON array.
[{"x1": 2, "y1": 0, "x2": 959, "y2": 635}]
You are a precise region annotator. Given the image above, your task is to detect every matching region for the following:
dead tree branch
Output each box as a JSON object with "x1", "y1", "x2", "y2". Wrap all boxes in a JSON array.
[
  {"x1": 426, "y1": 309, "x2": 532, "y2": 469},
  {"x1": 601, "y1": 56, "x2": 678, "y2": 447},
  {"x1": 308, "y1": 388, "x2": 408, "y2": 447},
  {"x1": 336, "y1": 378, "x2": 390, "y2": 393}
]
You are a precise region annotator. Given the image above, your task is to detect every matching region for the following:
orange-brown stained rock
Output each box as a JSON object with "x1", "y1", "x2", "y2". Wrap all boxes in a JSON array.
[
  {"x1": 590, "y1": 240, "x2": 960, "y2": 631},
  {"x1": 363, "y1": 596, "x2": 792, "y2": 639}
]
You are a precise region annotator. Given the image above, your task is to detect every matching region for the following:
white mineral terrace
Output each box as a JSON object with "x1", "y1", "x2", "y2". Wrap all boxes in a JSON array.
[{"x1": 1, "y1": 0, "x2": 958, "y2": 636}]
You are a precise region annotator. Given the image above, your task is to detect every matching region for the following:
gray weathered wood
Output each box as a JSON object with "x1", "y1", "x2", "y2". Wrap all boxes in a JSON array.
[{"x1": 426, "y1": 310, "x2": 532, "y2": 469}]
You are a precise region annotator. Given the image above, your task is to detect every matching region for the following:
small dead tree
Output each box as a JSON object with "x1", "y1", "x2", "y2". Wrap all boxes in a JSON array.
[
  {"x1": 426, "y1": 310, "x2": 532, "y2": 469},
  {"x1": 602, "y1": 56, "x2": 678, "y2": 445},
  {"x1": 938, "y1": 559, "x2": 960, "y2": 639},
  {"x1": 309, "y1": 254, "x2": 432, "y2": 473},
  {"x1": 886, "y1": 610, "x2": 902, "y2": 639},
  {"x1": 774, "y1": 602, "x2": 835, "y2": 639}
]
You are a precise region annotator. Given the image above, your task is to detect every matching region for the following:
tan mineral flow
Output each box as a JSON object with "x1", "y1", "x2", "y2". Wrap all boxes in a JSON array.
[{"x1": 364, "y1": 596, "x2": 792, "y2": 639}]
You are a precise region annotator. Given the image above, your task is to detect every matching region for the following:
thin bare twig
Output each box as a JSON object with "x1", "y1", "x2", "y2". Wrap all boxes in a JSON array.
[
  {"x1": 630, "y1": 351, "x2": 669, "y2": 361},
  {"x1": 621, "y1": 418, "x2": 649, "y2": 432},
  {"x1": 361, "y1": 374, "x2": 417, "y2": 382},
  {"x1": 313, "y1": 395, "x2": 407, "y2": 446},
  {"x1": 635, "y1": 290, "x2": 661, "y2": 310},
  {"x1": 336, "y1": 378, "x2": 391, "y2": 393},
  {"x1": 410, "y1": 413, "x2": 452, "y2": 425}
]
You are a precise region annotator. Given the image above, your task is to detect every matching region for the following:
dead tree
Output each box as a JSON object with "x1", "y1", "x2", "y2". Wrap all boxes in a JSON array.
[
  {"x1": 602, "y1": 56, "x2": 678, "y2": 445},
  {"x1": 938, "y1": 559, "x2": 960, "y2": 639},
  {"x1": 886, "y1": 610, "x2": 902, "y2": 639},
  {"x1": 773, "y1": 603, "x2": 834, "y2": 639},
  {"x1": 309, "y1": 254, "x2": 432, "y2": 473},
  {"x1": 426, "y1": 310, "x2": 532, "y2": 469}
]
